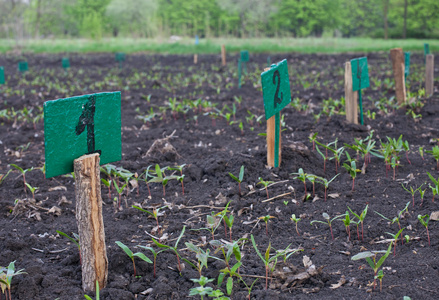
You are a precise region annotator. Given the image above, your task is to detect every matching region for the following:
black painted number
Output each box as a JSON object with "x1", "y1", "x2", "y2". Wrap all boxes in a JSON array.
[
  {"x1": 76, "y1": 95, "x2": 101, "y2": 155},
  {"x1": 273, "y1": 70, "x2": 283, "y2": 108}
]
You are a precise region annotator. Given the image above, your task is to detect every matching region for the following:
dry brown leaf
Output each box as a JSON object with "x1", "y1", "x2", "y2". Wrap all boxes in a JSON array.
[
  {"x1": 330, "y1": 275, "x2": 346, "y2": 289},
  {"x1": 48, "y1": 206, "x2": 62, "y2": 216},
  {"x1": 303, "y1": 255, "x2": 312, "y2": 268},
  {"x1": 431, "y1": 211, "x2": 439, "y2": 221},
  {"x1": 328, "y1": 193, "x2": 339, "y2": 199},
  {"x1": 49, "y1": 186, "x2": 67, "y2": 192}
]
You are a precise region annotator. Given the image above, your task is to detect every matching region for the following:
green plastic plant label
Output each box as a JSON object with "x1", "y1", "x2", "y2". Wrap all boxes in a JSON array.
[
  {"x1": 44, "y1": 92, "x2": 121, "y2": 178},
  {"x1": 62, "y1": 57, "x2": 70, "y2": 69},
  {"x1": 261, "y1": 59, "x2": 292, "y2": 120},
  {"x1": 351, "y1": 57, "x2": 370, "y2": 91},
  {"x1": 404, "y1": 52, "x2": 410, "y2": 77},
  {"x1": 0, "y1": 67, "x2": 4, "y2": 84},
  {"x1": 115, "y1": 53, "x2": 126, "y2": 62},
  {"x1": 240, "y1": 50, "x2": 249, "y2": 62},
  {"x1": 18, "y1": 61, "x2": 28, "y2": 72},
  {"x1": 424, "y1": 43, "x2": 430, "y2": 55}
]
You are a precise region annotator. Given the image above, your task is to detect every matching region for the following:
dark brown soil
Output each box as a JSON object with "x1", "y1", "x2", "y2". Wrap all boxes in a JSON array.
[{"x1": 0, "y1": 52, "x2": 438, "y2": 300}]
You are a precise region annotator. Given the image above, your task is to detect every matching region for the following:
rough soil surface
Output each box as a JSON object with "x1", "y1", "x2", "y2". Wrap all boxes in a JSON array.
[{"x1": 0, "y1": 52, "x2": 439, "y2": 300}]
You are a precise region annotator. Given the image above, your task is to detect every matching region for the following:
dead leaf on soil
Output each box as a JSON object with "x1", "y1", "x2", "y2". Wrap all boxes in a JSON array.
[
  {"x1": 48, "y1": 186, "x2": 67, "y2": 192},
  {"x1": 330, "y1": 275, "x2": 346, "y2": 289},
  {"x1": 129, "y1": 179, "x2": 138, "y2": 189},
  {"x1": 303, "y1": 255, "x2": 312, "y2": 268},
  {"x1": 430, "y1": 211, "x2": 439, "y2": 221},
  {"x1": 328, "y1": 193, "x2": 339, "y2": 199},
  {"x1": 48, "y1": 206, "x2": 62, "y2": 216},
  {"x1": 58, "y1": 196, "x2": 72, "y2": 206}
]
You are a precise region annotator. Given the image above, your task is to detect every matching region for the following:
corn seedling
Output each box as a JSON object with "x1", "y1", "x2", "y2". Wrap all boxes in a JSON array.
[
  {"x1": 418, "y1": 214, "x2": 430, "y2": 246},
  {"x1": 310, "y1": 213, "x2": 344, "y2": 240},
  {"x1": 427, "y1": 172, "x2": 439, "y2": 203},
  {"x1": 340, "y1": 211, "x2": 352, "y2": 241},
  {"x1": 228, "y1": 165, "x2": 244, "y2": 195},
  {"x1": 258, "y1": 215, "x2": 275, "y2": 236},
  {"x1": 10, "y1": 164, "x2": 33, "y2": 195},
  {"x1": 351, "y1": 242, "x2": 392, "y2": 291},
  {"x1": 257, "y1": 177, "x2": 274, "y2": 199},
  {"x1": 401, "y1": 183, "x2": 424, "y2": 207},
  {"x1": 426, "y1": 145, "x2": 439, "y2": 171},
  {"x1": 348, "y1": 204, "x2": 369, "y2": 241},
  {"x1": 317, "y1": 174, "x2": 339, "y2": 201},
  {"x1": 56, "y1": 230, "x2": 81, "y2": 264},
  {"x1": 385, "y1": 227, "x2": 405, "y2": 256},
  {"x1": 292, "y1": 168, "x2": 307, "y2": 194},
  {"x1": 0, "y1": 261, "x2": 26, "y2": 300},
  {"x1": 115, "y1": 241, "x2": 152, "y2": 277},
  {"x1": 290, "y1": 214, "x2": 301, "y2": 236},
  {"x1": 113, "y1": 180, "x2": 127, "y2": 209},
  {"x1": 133, "y1": 205, "x2": 167, "y2": 239},
  {"x1": 148, "y1": 164, "x2": 177, "y2": 196},
  {"x1": 168, "y1": 164, "x2": 186, "y2": 195},
  {"x1": 136, "y1": 245, "x2": 165, "y2": 278},
  {"x1": 152, "y1": 226, "x2": 186, "y2": 274},
  {"x1": 343, "y1": 152, "x2": 359, "y2": 191}
]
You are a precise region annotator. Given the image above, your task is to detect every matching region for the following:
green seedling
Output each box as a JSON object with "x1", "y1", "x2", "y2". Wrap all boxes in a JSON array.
[
  {"x1": 113, "y1": 180, "x2": 127, "y2": 209},
  {"x1": 310, "y1": 213, "x2": 344, "y2": 240},
  {"x1": 315, "y1": 145, "x2": 329, "y2": 173},
  {"x1": 375, "y1": 202, "x2": 409, "y2": 244},
  {"x1": 290, "y1": 214, "x2": 301, "y2": 236},
  {"x1": 418, "y1": 214, "x2": 430, "y2": 246},
  {"x1": 24, "y1": 183, "x2": 38, "y2": 200},
  {"x1": 419, "y1": 146, "x2": 424, "y2": 160},
  {"x1": 402, "y1": 140, "x2": 411, "y2": 164},
  {"x1": 185, "y1": 243, "x2": 212, "y2": 277},
  {"x1": 141, "y1": 165, "x2": 154, "y2": 198},
  {"x1": 317, "y1": 174, "x2": 339, "y2": 201},
  {"x1": 229, "y1": 165, "x2": 244, "y2": 195},
  {"x1": 133, "y1": 205, "x2": 167, "y2": 239},
  {"x1": 148, "y1": 164, "x2": 176, "y2": 196},
  {"x1": 257, "y1": 177, "x2": 274, "y2": 199},
  {"x1": 343, "y1": 152, "x2": 359, "y2": 191},
  {"x1": 115, "y1": 241, "x2": 152, "y2": 277},
  {"x1": 402, "y1": 183, "x2": 424, "y2": 207},
  {"x1": 340, "y1": 211, "x2": 352, "y2": 241},
  {"x1": 385, "y1": 227, "x2": 405, "y2": 256},
  {"x1": 10, "y1": 164, "x2": 33, "y2": 194},
  {"x1": 292, "y1": 168, "x2": 307, "y2": 194},
  {"x1": 309, "y1": 132, "x2": 318, "y2": 150},
  {"x1": 100, "y1": 178, "x2": 112, "y2": 200},
  {"x1": 283, "y1": 200, "x2": 288, "y2": 206},
  {"x1": 351, "y1": 242, "x2": 392, "y2": 291},
  {"x1": 215, "y1": 201, "x2": 232, "y2": 239},
  {"x1": 56, "y1": 230, "x2": 81, "y2": 264},
  {"x1": 223, "y1": 214, "x2": 235, "y2": 241},
  {"x1": 136, "y1": 245, "x2": 164, "y2": 278},
  {"x1": 84, "y1": 281, "x2": 100, "y2": 300},
  {"x1": 348, "y1": 204, "x2": 369, "y2": 241},
  {"x1": 250, "y1": 234, "x2": 288, "y2": 290},
  {"x1": 0, "y1": 169, "x2": 12, "y2": 186},
  {"x1": 240, "y1": 277, "x2": 259, "y2": 300},
  {"x1": 0, "y1": 261, "x2": 26, "y2": 300},
  {"x1": 258, "y1": 215, "x2": 275, "y2": 236},
  {"x1": 426, "y1": 146, "x2": 439, "y2": 171},
  {"x1": 168, "y1": 164, "x2": 186, "y2": 195},
  {"x1": 189, "y1": 276, "x2": 214, "y2": 300},
  {"x1": 427, "y1": 172, "x2": 439, "y2": 203},
  {"x1": 152, "y1": 226, "x2": 186, "y2": 274},
  {"x1": 389, "y1": 157, "x2": 400, "y2": 180},
  {"x1": 306, "y1": 174, "x2": 318, "y2": 197},
  {"x1": 419, "y1": 185, "x2": 427, "y2": 206},
  {"x1": 193, "y1": 213, "x2": 221, "y2": 241}
]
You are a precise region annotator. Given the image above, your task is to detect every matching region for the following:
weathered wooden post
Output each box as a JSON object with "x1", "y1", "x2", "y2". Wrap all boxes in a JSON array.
[
  {"x1": 390, "y1": 48, "x2": 406, "y2": 105},
  {"x1": 44, "y1": 92, "x2": 121, "y2": 292},
  {"x1": 221, "y1": 45, "x2": 226, "y2": 66},
  {"x1": 344, "y1": 61, "x2": 358, "y2": 124},
  {"x1": 426, "y1": 54, "x2": 434, "y2": 97}
]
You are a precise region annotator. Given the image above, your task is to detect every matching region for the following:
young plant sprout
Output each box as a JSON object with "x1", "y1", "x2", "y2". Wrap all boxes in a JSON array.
[
  {"x1": 292, "y1": 168, "x2": 307, "y2": 194},
  {"x1": 101, "y1": 178, "x2": 112, "y2": 200},
  {"x1": 427, "y1": 172, "x2": 439, "y2": 203},
  {"x1": 310, "y1": 213, "x2": 344, "y2": 240},
  {"x1": 240, "y1": 277, "x2": 259, "y2": 300},
  {"x1": 56, "y1": 230, "x2": 81, "y2": 264},
  {"x1": 133, "y1": 205, "x2": 167, "y2": 240},
  {"x1": 419, "y1": 185, "x2": 427, "y2": 206},
  {"x1": 351, "y1": 242, "x2": 392, "y2": 291},
  {"x1": 223, "y1": 213, "x2": 234, "y2": 241},
  {"x1": 340, "y1": 211, "x2": 352, "y2": 241},
  {"x1": 215, "y1": 201, "x2": 232, "y2": 239},
  {"x1": 317, "y1": 174, "x2": 339, "y2": 201},
  {"x1": 390, "y1": 156, "x2": 400, "y2": 180},
  {"x1": 306, "y1": 174, "x2": 318, "y2": 197},
  {"x1": 402, "y1": 140, "x2": 411, "y2": 164},
  {"x1": 0, "y1": 261, "x2": 26, "y2": 300},
  {"x1": 419, "y1": 146, "x2": 424, "y2": 160},
  {"x1": 418, "y1": 214, "x2": 430, "y2": 246},
  {"x1": 115, "y1": 241, "x2": 152, "y2": 277},
  {"x1": 229, "y1": 165, "x2": 244, "y2": 195},
  {"x1": 84, "y1": 281, "x2": 100, "y2": 300},
  {"x1": 402, "y1": 183, "x2": 424, "y2": 207},
  {"x1": 136, "y1": 245, "x2": 165, "y2": 278},
  {"x1": 375, "y1": 202, "x2": 409, "y2": 245},
  {"x1": 192, "y1": 212, "x2": 221, "y2": 241},
  {"x1": 24, "y1": 183, "x2": 38, "y2": 200},
  {"x1": 0, "y1": 169, "x2": 12, "y2": 186},
  {"x1": 290, "y1": 214, "x2": 301, "y2": 236},
  {"x1": 148, "y1": 164, "x2": 176, "y2": 196},
  {"x1": 10, "y1": 164, "x2": 33, "y2": 194},
  {"x1": 385, "y1": 227, "x2": 405, "y2": 256},
  {"x1": 113, "y1": 180, "x2": 127, "y2": 209},
  {"x1": 309, "y1": 132, "x2": 318, "y2": 150},
  {"x1": 168, "y1": 164, "x2": 186, "y2": 195},
  {"x1": 258, "y1": 215, "x2": 276, "y2": 236},
  {"x1": 141, "y1": 165, "x2": 154, "y2": 198},
  {"x1": 315, "y1": 145, "x2": 329, "y2": 173},
  {"x1": 426, "y1": 146, "x2": 439, "y2": 171},
  {"x1": 152, "y1": 225, "x2": 186, "y2": 274},
  {"x1": 189, "y1": 276, "x2": 214, "y2": 300},
  {"x1": 185, "y1": 242, "x2": 211, "y2": 277},
  {"x1": 343, "y1": 152, "x2": 359, "y2": 191},
  {"x1": 347, "y1": 205, "x2": 368, "y2": 241},
  {"x1": 257, "y1": 177, "x2": 274, "y2": 199}
]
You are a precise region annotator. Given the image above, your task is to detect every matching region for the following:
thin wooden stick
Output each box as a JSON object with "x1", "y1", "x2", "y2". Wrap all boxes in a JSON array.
[{"x1": 262, "y1": 192, "x2": 293, "y2": 203}]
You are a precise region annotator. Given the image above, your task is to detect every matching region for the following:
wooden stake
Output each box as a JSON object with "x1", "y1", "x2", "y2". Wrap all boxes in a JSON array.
[
  {"x1": 221, "y1": 45, "x2": 226, "y2": 66},
  {"x1": 426, "y1": 54, "x2": 434, "y2": 97},
  {"x1": 344, "y1": 61, "x2": 358, "y2": 124},
  {"x1": 194, "y1": 54, "x2": 198, "y2": 64},
  {"x1": 390, "y1": 48, "x2": 406, "y2": 105},
  {"x1": 74, "y1": 153, "x2": 108, "y2": 292}
]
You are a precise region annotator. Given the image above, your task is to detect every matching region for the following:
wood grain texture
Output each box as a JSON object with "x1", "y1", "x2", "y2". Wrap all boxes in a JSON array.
[
  {"x1": 74, "y1": 153, "x2": 108, "y2": 292},
  {"x1": 194, "y1": 54, "x2": 198, "y2": 64},
  {"x1": 390, "y1": 48, "x2": 406, "y2": 105},
  {"x1": 426, "y1": 54, "x2": 434, "y2": 97},
  {"x1": 221, "y1": 45, "x2": 226, "y2": 66},
  {"x1": 344, "y1": 61, "x2": 358, "y2": 124}
]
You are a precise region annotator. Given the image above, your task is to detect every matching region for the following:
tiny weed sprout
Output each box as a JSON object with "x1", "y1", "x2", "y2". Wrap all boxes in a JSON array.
[
  {"x1": 427, "y1": 172, "x2": 439, "y2": 203},
  {"x1": 168, "y1": 164, "x2": 186, "y2": 195},
  {"x1": 113, "y1": 180, "x2": 127, "y2": 209},
  {"x1": 343, "y1": 152, "x2": 359, "y2": 191},
  {"x1": 258, "y1": 215, "x2": 275, "y2": 236},
  {"x1": 24, "y1": 182, "x2": 38, "y2": 200},
  {"x1": 418, "y1": 214, "x2": 431, "y2": 246},
  {"x1": 348, "y1": 204, "x2": 369, "y2": 241},
  {"x1": 189, "y1": 276, "x2": 217, "y2": 300},
  {"x1": 317, "y1": 174, "x2": 339, "y2": 201},
  {"x1": 351, "y1": 242, "x2": 392, "y2": 291},
  {"x1": 402, "y1": 183, "x2": 424, "y2": 207},
  {"x1": 292, "y1": 168, "x2": 307, "y2": 195},
  {"x1": 152, "y1": 225, "x2": 186, "y2": 274},
  {"x1": 10, "y1": 164, "x2": 33, "y2": 194},
  {"x1": 133, "y1": 205, "x2": 167, "y2": 239},
  {"x1": 257, "y1": 177, "x2": 274, "y2": 199},
  {"x1": 136, "y1": 245, "x2": 164, "y2": 278},
  {"x1": 419, "y1": 184, "x2": 427, "y2": 206},
  {"x1": 250, "y1": 234, "x2": 286, "y2": 290},
  {"x1": 56, "y1": 230, "x2": 81, "y2": 264},
  {"x1": 115, "y1": 241, "x2": 152, "y2": 277},
  {"x1": 84, "y1": 281, "x2": 100, "y2": 300},
  {"x1": 228, "y1": 165, "x2": 244, "y2": 195},
  {"x1": 375, "y1": 202, "x2": 409, "y2": 244},
  {"x1": 0, "y1": 261, "x2": 26, "y2": 300},
  {"x1": 310, "y1": 213, "x2": 344, "y2": 240},
  {"x1": 385, "y1": 227, "x2": 405, "y2": 256},
  {"x1": 309, "y1": 132, "x2": 318, "y2": 150},
  {"x1": 306, "y1": 174, "x2": 318, "y2": 196},
  {"x1": 0, "y1": 169, "x2": 12, "y2": 186},
  {"x1": 341, "y1": 211, "x2": 352, "y2": 241},
  {"x1": 290, "y1": 214, "x2": 301, "y2": 236},
  {"x1": 426, "y1": 146, "x2": 439, "y2": 171},
  {"x1": 419, "y1": 146, "x2": 424, "y2": 160},
  {"x1": 223, "y1": 213, "x2": 234, "y2": 241}
]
